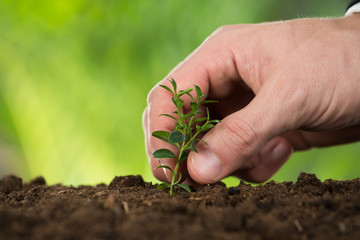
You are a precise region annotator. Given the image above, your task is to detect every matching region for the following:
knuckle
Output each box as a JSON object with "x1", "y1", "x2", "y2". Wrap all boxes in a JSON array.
[
  {"x1": 213, "y1": 24, "x2": 232, "y2": 36},
  {"x1": 206, "y1": 25, "x2": 234, "y2": 45},
  {"x1": 220, "y1": 118, "x2": 259, "y2": 159}
]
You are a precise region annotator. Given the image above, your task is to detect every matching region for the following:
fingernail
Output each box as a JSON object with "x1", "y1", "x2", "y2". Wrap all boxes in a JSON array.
[
  {"x1": 272, "y1": 142, "x2": 292, "y2": 162},
  {"x1": 192, "y1": 150, "x2": 222, "y2": 181}
]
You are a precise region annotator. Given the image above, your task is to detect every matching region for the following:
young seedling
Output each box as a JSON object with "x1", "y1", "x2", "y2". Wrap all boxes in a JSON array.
[{"x1": 152, "y1": 78, "x2": 220, "y2": 196}]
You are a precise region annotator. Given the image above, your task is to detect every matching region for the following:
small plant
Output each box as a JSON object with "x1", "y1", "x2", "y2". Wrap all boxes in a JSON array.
[{"x1": 152, "y1": 78, "x2": 220, "y2": 196}]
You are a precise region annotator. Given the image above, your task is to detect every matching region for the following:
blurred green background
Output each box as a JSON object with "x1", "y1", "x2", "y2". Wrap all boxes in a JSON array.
[{"x1": 0, "y1": 0, "x2": 359, "y2": 186}]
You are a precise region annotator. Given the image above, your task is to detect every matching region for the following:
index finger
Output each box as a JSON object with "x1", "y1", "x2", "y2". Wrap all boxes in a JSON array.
[{"x1": 144, "y1": 27, "x2": 241, "y2": 182}]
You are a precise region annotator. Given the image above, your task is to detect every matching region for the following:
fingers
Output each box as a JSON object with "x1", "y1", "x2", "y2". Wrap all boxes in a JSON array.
[
  {"x1": 282, "y1": 125, "x2": 360, "y2": 151},
  {"x1": 234, "y1": 125, "x2": 360, "y2": 183},
  {"x1": 185, "y1": 123, "x2": 360, "y2": 185},
  {"x1": 187, "y1": 88, "x2": 294, "y2": 184},
  {"x1": 232, "y1": 137, "x2": 293, "y2": 183},
  {"x1": 145, "y1": 27, "x2": 243, "y2": 182}
]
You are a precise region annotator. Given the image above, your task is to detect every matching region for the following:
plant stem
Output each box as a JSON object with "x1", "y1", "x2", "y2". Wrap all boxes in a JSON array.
[
  {"x1": 169, "y1": 129, "x2": 201, "y2": 195},
  {"x1": 170, "y1": 148, "x2": 184, "y2": 196},
  {"x1": 170, "y1": 89, "x2": 211, "y2": 195},
  {"x1": 169, "y1": 161, "x2": 179, "y2": 195}
]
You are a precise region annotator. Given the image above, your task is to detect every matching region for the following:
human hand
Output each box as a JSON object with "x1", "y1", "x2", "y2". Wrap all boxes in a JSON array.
[{"x1": 143, "y1": 14, "x2": 360, "y2": 185}]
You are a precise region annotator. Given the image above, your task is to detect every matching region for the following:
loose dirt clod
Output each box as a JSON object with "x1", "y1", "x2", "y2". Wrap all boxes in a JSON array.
[
  {"x1": 0, "y1": 174, "x2": 22, "y2": 193},
  {"x1": 0, "y1": 172, "x2": 359, "y2": 240},
  {"x1": 108, "y1": 175, "x2": 145, "y2": 189}
]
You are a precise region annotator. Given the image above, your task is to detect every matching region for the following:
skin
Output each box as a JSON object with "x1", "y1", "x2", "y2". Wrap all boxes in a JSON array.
[{"x1": 143, "y1": 14, "x2": 360, "y2": 185}]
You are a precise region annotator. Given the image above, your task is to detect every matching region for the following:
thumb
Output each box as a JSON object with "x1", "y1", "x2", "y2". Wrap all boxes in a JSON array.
[{"x1": 187, "y1": 90, "x2": 295, "y2": 184}]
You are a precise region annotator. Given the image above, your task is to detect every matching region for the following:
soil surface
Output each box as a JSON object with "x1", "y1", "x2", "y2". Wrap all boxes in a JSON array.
[{"x1": 0, "y1": 172, "x2": 359, "y2": 240}]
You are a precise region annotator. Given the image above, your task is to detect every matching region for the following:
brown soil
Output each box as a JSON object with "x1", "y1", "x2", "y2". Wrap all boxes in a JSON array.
[{"x1": 0, "y1": 172, "x2": 359, "y2": 240}]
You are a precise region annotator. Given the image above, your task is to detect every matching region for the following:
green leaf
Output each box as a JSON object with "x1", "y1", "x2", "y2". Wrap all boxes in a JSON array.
[
  {"x1": 176, "y1": 184, "x2": 191, "y2": 193},
  {"x1": 179, "y1": 151, "x2": 189, "y2": 163},
  {"x1": 193, "y1": 117, "x2": 207, "y2": 124},
  {"x1": 152, "y1": 131, "x2": 171, "y2": 142},
  {"x1": 210, "y1": 119, "x2": 221, "y2": 123},
  {"x1": 176, "y1": 98, "x2": 184, "y2": 109},
  {"x1": 159, "y1": 114, "x2": 177, "y2": 121},
  {"x1": 206, "y1": 107, "x2": 210, "y2": 120},
  {"x1": 194, "y1": 84, "x2": 202, "y2": 101},
  {"x1": 175, "y1": 125, "x2": 185, "y2": 131},
  {"x1": 157, "y1": 182, "x2": 171, "y2": 190},
  {"x1": 200, "y1": 100, "x2": 218, "y2": 105},
  {"x1": 178, "y1": 88, "x2": 193, "y2": 97},
  {"x1": 185, "y1": 92, "x2": 195, "y2": 102},
  {"x1": 196, "y1": 139, "x2": 209, "y2": 145},
  {"x1": 190, "y1": 102, "x2": 198, "y2": 113},
  {"x1": 169, "y1": 131, "x2": 186, "y2": 144},
  {"x1": 153, "y1": 149, "x2": 176, "y2": 159},
  {"x1": 169, "y1": 77, "x2": 177, "y2": 93},
  {"x1": 183, "y1": 112, "x2": 196, "y2": 119},
  {"x1": 201, "y1": 123, "x2": 214, "y2": 132},
  {"x1": 190, "y1": 140, "x2": 198, "y2": 153},
  {"x1": 175, "y1": 172, "x2": 182, "y2": 184},
  {"x1": 159, "y1": 84, "x2": 174, "y2": 95},
  {"x1": 172, "y1": 97, "x2": 177, "y2": 107},
  {"x1": 172, "y1": 97, "x2": 184, "y2": 109},
  {"x1": 156, "y1": 165, "x2": 174, "y2": 174}
]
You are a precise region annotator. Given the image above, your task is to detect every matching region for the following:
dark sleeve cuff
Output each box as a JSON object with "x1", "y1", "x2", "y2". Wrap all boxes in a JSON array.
[
  {"x1": 346, "y1": 0, "x2": 360, "y2": 15},
  {"x1": 347, "y1": 0, "x2": 360, "y2": 11}
]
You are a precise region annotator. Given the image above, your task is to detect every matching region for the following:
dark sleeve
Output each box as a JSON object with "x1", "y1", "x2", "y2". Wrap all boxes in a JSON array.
[{"x1": 347, "y1": 0, "x2": 360, "y2": 11}]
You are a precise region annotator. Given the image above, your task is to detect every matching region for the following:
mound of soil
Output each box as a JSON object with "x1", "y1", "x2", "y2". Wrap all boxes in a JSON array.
[{"x1": 0, "y1": 172, "x2": 359, "y2": 240}]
